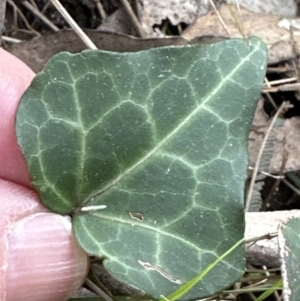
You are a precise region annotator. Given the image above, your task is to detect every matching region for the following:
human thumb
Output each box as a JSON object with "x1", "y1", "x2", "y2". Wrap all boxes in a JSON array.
[{"x1": 0, "y1": 179, "x2": 89, "y2": 301}]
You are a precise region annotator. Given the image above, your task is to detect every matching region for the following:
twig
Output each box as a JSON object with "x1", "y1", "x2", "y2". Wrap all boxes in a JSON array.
[
  {"x1": 7, "y1": 0, "x2": 40, "y2": 36},
  {"x1": 41, "y1": 0, "x2": 51, "y2": 13},
  {"x1": 50, "y1": 0, "x2": 97, "y2": 49},
  {"x1": 264, "y1": 77, "x2": 297, "y2": 87},
  {"x1": 245, "y1": 102, "x2": 291, "y2": 212},
  {"x1": 282, "y1": 178, "x2": 300, "y2": 196},
  {"x1": 31, "y1": 0, "x2": 51, "y2": 29},
  {"x1": 85, "y1": 278, "x2": 115, "y2": 301},
  {"x1": 94, "y1": 0, "x2": 107, "y2": 20},
  {"x1": 226, "y1": 2, "x2": 246, "y2": 39},
  {"x1": 263, "y1": 77, "x2": 279, "y2": 109},
  {"x1": 119, "y1": 0, "x2": 147, "y2": 37},
  {"x1": 29, "y1": 0, "x2": 38, "y2": 9},
  {"x1": 248, "y1": 167, "x2": 285, "y2": 179},
  {"x1": 2, "y1": 35, "x2": 22, "y2": 43},
  {"x1": 209, "y1": 0, "x2": 230, "y2": 36},
  {"x1": 267, "y1": 66, "x2": 294, "y2": 73},
  {"x1": 22, "y1": 1, "x2": 59, "y2": 31},
  {"x1": 263, "y1": 82, "x2": 300, "y2": 93},
  {"x1": 177, "y1": 23, "x2": 183, "y2": 35},
  {"x1": 234, "y1": 0, "x2": 245, "y2": 36},
  {"x1": 261, "y1": 149, "x2": 288, "y2": 211},
  {"x1": 245, "y1": 232, "x2": 278, "y2": 244}
]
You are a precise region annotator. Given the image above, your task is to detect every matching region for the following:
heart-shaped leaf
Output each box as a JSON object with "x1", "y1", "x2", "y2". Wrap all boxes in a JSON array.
[{"x1": 16, "y1": 37, "x2": 267, "y2": 299}]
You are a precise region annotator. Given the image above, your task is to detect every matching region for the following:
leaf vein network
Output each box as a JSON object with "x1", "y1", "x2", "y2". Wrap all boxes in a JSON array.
[{"x1": 86, "y1": 48, "x2": 257, "y2": 202}]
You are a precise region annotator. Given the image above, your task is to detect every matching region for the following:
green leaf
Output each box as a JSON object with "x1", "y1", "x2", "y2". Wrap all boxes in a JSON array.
[
  {"x1": 279, "y1": 217, "x2": 300, "y2": 301},
  {"x1": 16, "y1": 37, "x2": 267, "y2": 299}
]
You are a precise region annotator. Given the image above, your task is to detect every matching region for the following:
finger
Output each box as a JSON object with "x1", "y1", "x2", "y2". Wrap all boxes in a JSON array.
[
  {"x1": 0, "y1": 179, "x2": 89, "y2": 301},
  {"x1": 0, "y1": 48, "x2": 35, "y2": 186}
]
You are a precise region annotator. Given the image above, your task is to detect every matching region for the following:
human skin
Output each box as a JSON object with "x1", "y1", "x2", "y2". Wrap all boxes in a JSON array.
[{"x1": 0, "y1": 48, "x2": 89, "y2": 301}]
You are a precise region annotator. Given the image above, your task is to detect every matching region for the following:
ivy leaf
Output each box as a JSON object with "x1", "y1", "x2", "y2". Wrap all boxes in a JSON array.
[
  {"x1": 279, "y1": 217, "x2": 300, "y2": 301},
  {"x1": 16, "y1": 37, "x2": 267, "y2": 299}
]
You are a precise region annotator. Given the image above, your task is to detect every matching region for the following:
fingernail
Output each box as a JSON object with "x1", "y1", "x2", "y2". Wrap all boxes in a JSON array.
[{"x1": 5, "y1": 213, "x2": 88, "y2": 301}]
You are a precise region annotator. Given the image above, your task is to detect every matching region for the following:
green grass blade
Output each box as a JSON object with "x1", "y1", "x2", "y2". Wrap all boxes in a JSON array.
[
  {"x1": 254, "y1": 279, "x2": 282, "y2": 301},
  {"x1": 161, "y1": 238, "x2": 245, "y2": 301}
]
